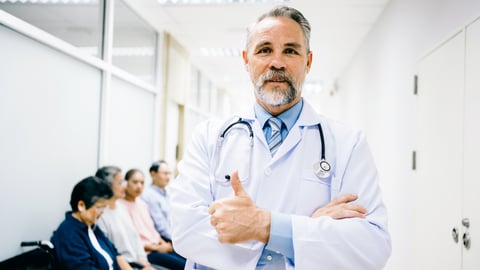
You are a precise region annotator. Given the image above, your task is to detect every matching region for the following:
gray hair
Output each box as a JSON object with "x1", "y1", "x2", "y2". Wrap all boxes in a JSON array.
[
  {"x1": 95, "y1": 165, "x2": 122, "y2": 187},
  {"x1": 246, "y1": 6, "x2": 311, "y2": 53}
]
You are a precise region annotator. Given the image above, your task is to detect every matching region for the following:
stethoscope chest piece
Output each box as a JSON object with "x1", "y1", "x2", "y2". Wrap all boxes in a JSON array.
[{"x1": 313, "y1": 160, "x2": 331, "y2": 178}]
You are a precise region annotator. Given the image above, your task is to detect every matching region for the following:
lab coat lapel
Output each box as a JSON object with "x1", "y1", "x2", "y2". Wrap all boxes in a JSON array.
[
  {"x1": 236, "y1": 101, "x2": 322, "y2": 164},
  {"x1": 272, "y1": 124, "x2": 301, "y2": 162},
  {"x1": 271, "y1": 101, "x2": 322, "y2": 163}
]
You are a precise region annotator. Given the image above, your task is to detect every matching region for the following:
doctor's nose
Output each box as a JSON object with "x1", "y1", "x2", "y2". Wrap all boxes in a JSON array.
[{"x1": 268, "y1": 55, "x2": 287, "y2": 70}]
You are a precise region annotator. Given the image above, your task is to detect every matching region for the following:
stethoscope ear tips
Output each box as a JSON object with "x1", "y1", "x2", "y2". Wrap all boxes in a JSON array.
[{"x1": 224, "y1": 174, "x2": 231, "y2": 181}]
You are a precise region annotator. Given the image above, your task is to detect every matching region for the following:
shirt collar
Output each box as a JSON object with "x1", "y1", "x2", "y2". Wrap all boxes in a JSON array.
[
  {"x1": 254, "y1": 98, "x2": 304, "y2": 131},
  {"x1": 66, "y1": 211, "x2": 89, "y2": 230},
  {"x1": 151, "y1": 184, "x2": 167, "y2": 196}
]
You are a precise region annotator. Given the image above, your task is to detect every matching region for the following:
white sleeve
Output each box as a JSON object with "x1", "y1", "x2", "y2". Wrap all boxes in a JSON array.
[
  {"x1": 292, "y1": 131, "x2": 391, "y2": 269},
  {"x1": 169, "y1": 121, "x2": 264, "y2": 270}
]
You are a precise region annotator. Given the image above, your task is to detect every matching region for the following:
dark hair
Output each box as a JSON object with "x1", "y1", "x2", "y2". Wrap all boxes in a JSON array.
[
  {"x1": 125, "y1": 169, "x2": 144, "y2": 181},
  {"x1": 95, "y1": 165, "x2": 121, "y2": 187},
  {"x1": 149, "y1": 160, "x2": 167, "y2": 173},
  {"x1": 70, "y1": 176, "x2": 113, "y2": 212},
  {"x1": 246, "y1": 6, "x2": 311, "y2": 52}
]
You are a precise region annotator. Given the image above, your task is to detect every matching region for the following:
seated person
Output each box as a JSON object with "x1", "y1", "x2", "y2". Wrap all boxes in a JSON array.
[
  {"x1": 120, "y1": 169, "x2": 186, "y2": 270},
  {"x1": 95, "y1": 166, "x2": 158, "y2": 270},
  {"x1": 51, "y1": 176, "x2": 132, "y2": 270},
  {"x1": 142, "y1": 160, "x2": 172, "y2": 241}
]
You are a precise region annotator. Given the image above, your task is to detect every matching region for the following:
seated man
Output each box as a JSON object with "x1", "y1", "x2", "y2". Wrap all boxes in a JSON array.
[{"x1": 142, "y1": 160, "x2": 172, "y2": 241}]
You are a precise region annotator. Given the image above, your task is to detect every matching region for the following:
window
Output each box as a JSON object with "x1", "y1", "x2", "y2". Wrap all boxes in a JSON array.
[
  {"x1": 112, "y1": 0, "x2": 157, "y2": 84},
  {"x1": 0, "y1": 0, "x2": 104, "y2": 57}
]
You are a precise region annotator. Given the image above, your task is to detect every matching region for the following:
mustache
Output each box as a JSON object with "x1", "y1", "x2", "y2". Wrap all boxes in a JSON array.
[{"x1": 258, "y1": 69, "x2": 293, "y2": 86}]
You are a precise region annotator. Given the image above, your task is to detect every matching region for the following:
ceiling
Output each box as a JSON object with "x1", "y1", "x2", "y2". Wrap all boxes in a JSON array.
[
  {"x1": 0, "y1": 0, "x2": 390, "y2": 100},
  {"x1": 126, "y1": 0, "x2": 391, "y2": 98}
]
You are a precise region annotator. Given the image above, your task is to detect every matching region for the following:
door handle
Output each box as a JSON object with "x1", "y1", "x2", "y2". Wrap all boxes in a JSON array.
[
  {"x1": 452, "y1": 227, "x2": 459, "y2": 243},
  {"x1": 463, "y1": 232, "x2": 471, "y2": 249}
]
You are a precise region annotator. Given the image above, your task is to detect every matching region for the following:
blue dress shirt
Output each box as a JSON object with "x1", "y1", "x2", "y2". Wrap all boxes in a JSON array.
[{"x1": 253, "y1": 98, "x2": 304, "y2": 265}]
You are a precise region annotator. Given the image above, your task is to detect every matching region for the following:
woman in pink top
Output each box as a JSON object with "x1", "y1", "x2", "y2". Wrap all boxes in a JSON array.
[{"x1": 120, "y1": 169, "x2": 185, "y2": 270}]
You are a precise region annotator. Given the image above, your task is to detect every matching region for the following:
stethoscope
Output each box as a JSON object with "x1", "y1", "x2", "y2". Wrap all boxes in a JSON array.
[{"x1": 215, "y1": 118, "x2": 331, "y2": 181}]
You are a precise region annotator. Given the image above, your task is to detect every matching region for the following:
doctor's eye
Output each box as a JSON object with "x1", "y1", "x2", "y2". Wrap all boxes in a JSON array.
[
  {"x1": 255, "y1": 47, "x2": 272, "y2": 55},
  {"x1": 284, "y1": 48, "x2": 299, "y2": 55}
]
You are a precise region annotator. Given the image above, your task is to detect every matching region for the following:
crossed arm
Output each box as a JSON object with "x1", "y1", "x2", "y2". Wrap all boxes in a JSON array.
[{"x1": 208, "y1": 170, "x2": 367, "y2": 244}]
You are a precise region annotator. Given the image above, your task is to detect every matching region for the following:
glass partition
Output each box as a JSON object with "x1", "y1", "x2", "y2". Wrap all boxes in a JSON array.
[
  {"x1": 112, "y1": 0, "x2": 157, "y2": 84},
  {"x1": 0, "y1": 0, "x2": 104, "y2": 57}
]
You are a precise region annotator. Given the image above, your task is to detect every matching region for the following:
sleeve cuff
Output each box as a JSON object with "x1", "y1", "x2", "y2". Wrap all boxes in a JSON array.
[{"x1": 265, "y1": 212, "x2": 294, "y2": 260}]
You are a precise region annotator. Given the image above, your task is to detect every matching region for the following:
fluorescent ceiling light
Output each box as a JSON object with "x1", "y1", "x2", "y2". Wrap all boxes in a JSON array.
[
  {"x1": 200, "y1": 47, "x2": 242, "y2": 57},
  {"x1": 79, "y1": 46, "x2": 155, "y2": 57},
  {"x1": 303, "y1": 81, "x2": 324, "y2": 95},
  {"x1": 158, "y1": 0, "x2": 289, "y2": 5}
]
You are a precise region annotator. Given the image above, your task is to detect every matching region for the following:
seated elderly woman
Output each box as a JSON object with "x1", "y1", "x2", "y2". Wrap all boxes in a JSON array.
[
  {"x1": 95, "y1": 166, "x2": 160, "y2": 270},
  {"x1": 51, "y1": 176, "x2": 132, "y2": 270}
]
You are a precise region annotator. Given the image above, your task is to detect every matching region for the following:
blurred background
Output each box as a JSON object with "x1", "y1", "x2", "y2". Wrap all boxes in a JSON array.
[{"x1": 1, "y1": 0, "x2": 480, "y2": 269}]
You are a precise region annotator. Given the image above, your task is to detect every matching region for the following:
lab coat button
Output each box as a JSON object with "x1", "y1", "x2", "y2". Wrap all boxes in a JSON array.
[
  {"x1": 266, "y1": 254, "x2": 273, "y2": 261},
  {"x1": 265, "y1": 168, "x2": 272, "y2": 176}
]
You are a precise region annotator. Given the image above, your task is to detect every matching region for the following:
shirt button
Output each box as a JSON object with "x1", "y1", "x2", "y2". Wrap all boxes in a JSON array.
[
  {"x1": 266, "y1": 254, "x2": 273, "y2": 261},
  {"x1": 265, "y1": 168, "x2": 272, "y2": 176}
]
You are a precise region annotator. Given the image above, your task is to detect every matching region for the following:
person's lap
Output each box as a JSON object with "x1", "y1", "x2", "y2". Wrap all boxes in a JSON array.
[{"x1": 147, "y1": 251, "x2": 186, "y2": 270}]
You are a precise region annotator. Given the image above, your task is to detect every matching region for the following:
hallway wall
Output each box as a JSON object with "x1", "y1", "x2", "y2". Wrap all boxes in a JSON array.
[{"x1": 320, "y1": 0, "x2": 480, "y2": 269}]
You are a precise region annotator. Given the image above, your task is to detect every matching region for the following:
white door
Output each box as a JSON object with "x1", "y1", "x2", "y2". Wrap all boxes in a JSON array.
[
  {"x1": 414, "y1": 30, "x2": 465, "y2": 269},
  {"x1": 462, "y1": 17, "x2": 480, "y2": 270}
]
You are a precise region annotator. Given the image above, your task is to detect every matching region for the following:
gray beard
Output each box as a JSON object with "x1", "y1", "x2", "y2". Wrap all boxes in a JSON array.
[
  {"x1": 254, "y1": 69, "x2": 298, "y2": 107},
  {"x1": 255, "y1": 85, "x2": 297, "y2": 107}
]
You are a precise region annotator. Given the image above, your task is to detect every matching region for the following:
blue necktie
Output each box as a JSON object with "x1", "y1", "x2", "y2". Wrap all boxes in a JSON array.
[{"x1": 267, "y1": 117, "x2": 283, "y2": 155}]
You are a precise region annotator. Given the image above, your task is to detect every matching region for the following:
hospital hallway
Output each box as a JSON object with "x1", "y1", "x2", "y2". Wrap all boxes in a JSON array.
[{"x1": 1, "y1": 0, "x2": 480, "y2": 269}]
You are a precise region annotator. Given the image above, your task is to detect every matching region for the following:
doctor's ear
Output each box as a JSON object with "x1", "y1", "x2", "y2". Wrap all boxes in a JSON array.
[{"x1": 242, "y1": 50, "x2": 249, "y2": 71}]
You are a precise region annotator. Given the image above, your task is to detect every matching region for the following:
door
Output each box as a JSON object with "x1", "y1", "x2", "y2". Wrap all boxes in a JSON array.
[
  {"x1": 414, "y1": 31, "x2": 465, "y2": 269},
  {"x1": 462, "y1": 17, "x2": 480, "y2": 270}
]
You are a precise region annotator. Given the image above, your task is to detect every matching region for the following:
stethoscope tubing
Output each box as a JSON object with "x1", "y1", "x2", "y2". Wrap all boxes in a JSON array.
[
  {"x1": 222, "y1": 118, "x2": 326, "y2": 160},
  {"x1": 218, "y1": 117, "x2": 331, "y2": 180},
  {"x1": 221, "y1": 118, "x2": 253, "y2": 139}
]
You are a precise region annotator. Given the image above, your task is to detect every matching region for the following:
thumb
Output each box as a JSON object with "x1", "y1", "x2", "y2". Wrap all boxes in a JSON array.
[{"x1": 230, "y1": 170, "x2": 247, "y2": 196}]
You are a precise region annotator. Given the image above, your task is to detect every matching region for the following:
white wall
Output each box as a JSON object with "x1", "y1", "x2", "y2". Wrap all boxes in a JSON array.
[
  {"x1": 0, "y1": 7, "x2": 161, "y2": 261},
  {"x1": 320, "y1": 0, "x2": 480, "y2": 269},
  {"x1": 0, "y1": 25, "x2": 101, "y2": 259}
]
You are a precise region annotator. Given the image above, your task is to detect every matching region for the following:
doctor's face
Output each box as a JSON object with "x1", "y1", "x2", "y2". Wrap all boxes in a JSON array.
[{"x1": 243, "y1": 16, "x2": 312, "y2": 114}]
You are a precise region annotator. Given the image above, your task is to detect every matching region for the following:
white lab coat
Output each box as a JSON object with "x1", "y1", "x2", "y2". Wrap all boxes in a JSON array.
[{"x1": 169, "y1": 101, "x2": 391, "y2": 270}]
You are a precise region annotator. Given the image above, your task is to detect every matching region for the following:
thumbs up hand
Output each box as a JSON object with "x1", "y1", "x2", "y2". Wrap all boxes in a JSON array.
[
  {"x1": 229, "y1": 170, "x2": 248, "y2": 197},
  {"x1": 208, "y1": 170, "x2": 270, "y2": 244}
]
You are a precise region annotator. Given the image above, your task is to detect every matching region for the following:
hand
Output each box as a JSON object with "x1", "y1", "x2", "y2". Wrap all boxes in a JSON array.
[
  {"x1": 208, "y1": 170, "x2": 270, "y2": 244},
  {"x1": 311, "y1": 193, "x2": 367, "y2": 219},
  {"x1": 139, "y1": 259, "x2": 155, "y2": 270},
  {"x1": 154, "y1": 241, "x2": 173, "y2": 253}
]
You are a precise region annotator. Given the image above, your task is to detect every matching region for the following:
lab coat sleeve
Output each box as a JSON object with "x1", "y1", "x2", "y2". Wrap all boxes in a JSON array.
[
  {"x1": 292, "y1": 131, "x2": 391, "y2": 270},
  {"x1": 169, "y1": 120, "x2": 264, "y2": 270}
]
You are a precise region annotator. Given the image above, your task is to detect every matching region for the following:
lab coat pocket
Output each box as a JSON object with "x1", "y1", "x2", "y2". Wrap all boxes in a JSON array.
[
  {"x1": 212, "y1": 181, "x2": 235, "y2": 200},
  {"x1": 295, "y1": 169, "x2": 331, "y2": 215}
]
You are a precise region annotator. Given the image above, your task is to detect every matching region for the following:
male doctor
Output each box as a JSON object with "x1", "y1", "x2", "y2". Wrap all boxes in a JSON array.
[{"x1": 169, "y1": 5, "x2": 391, "y2": 270}]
